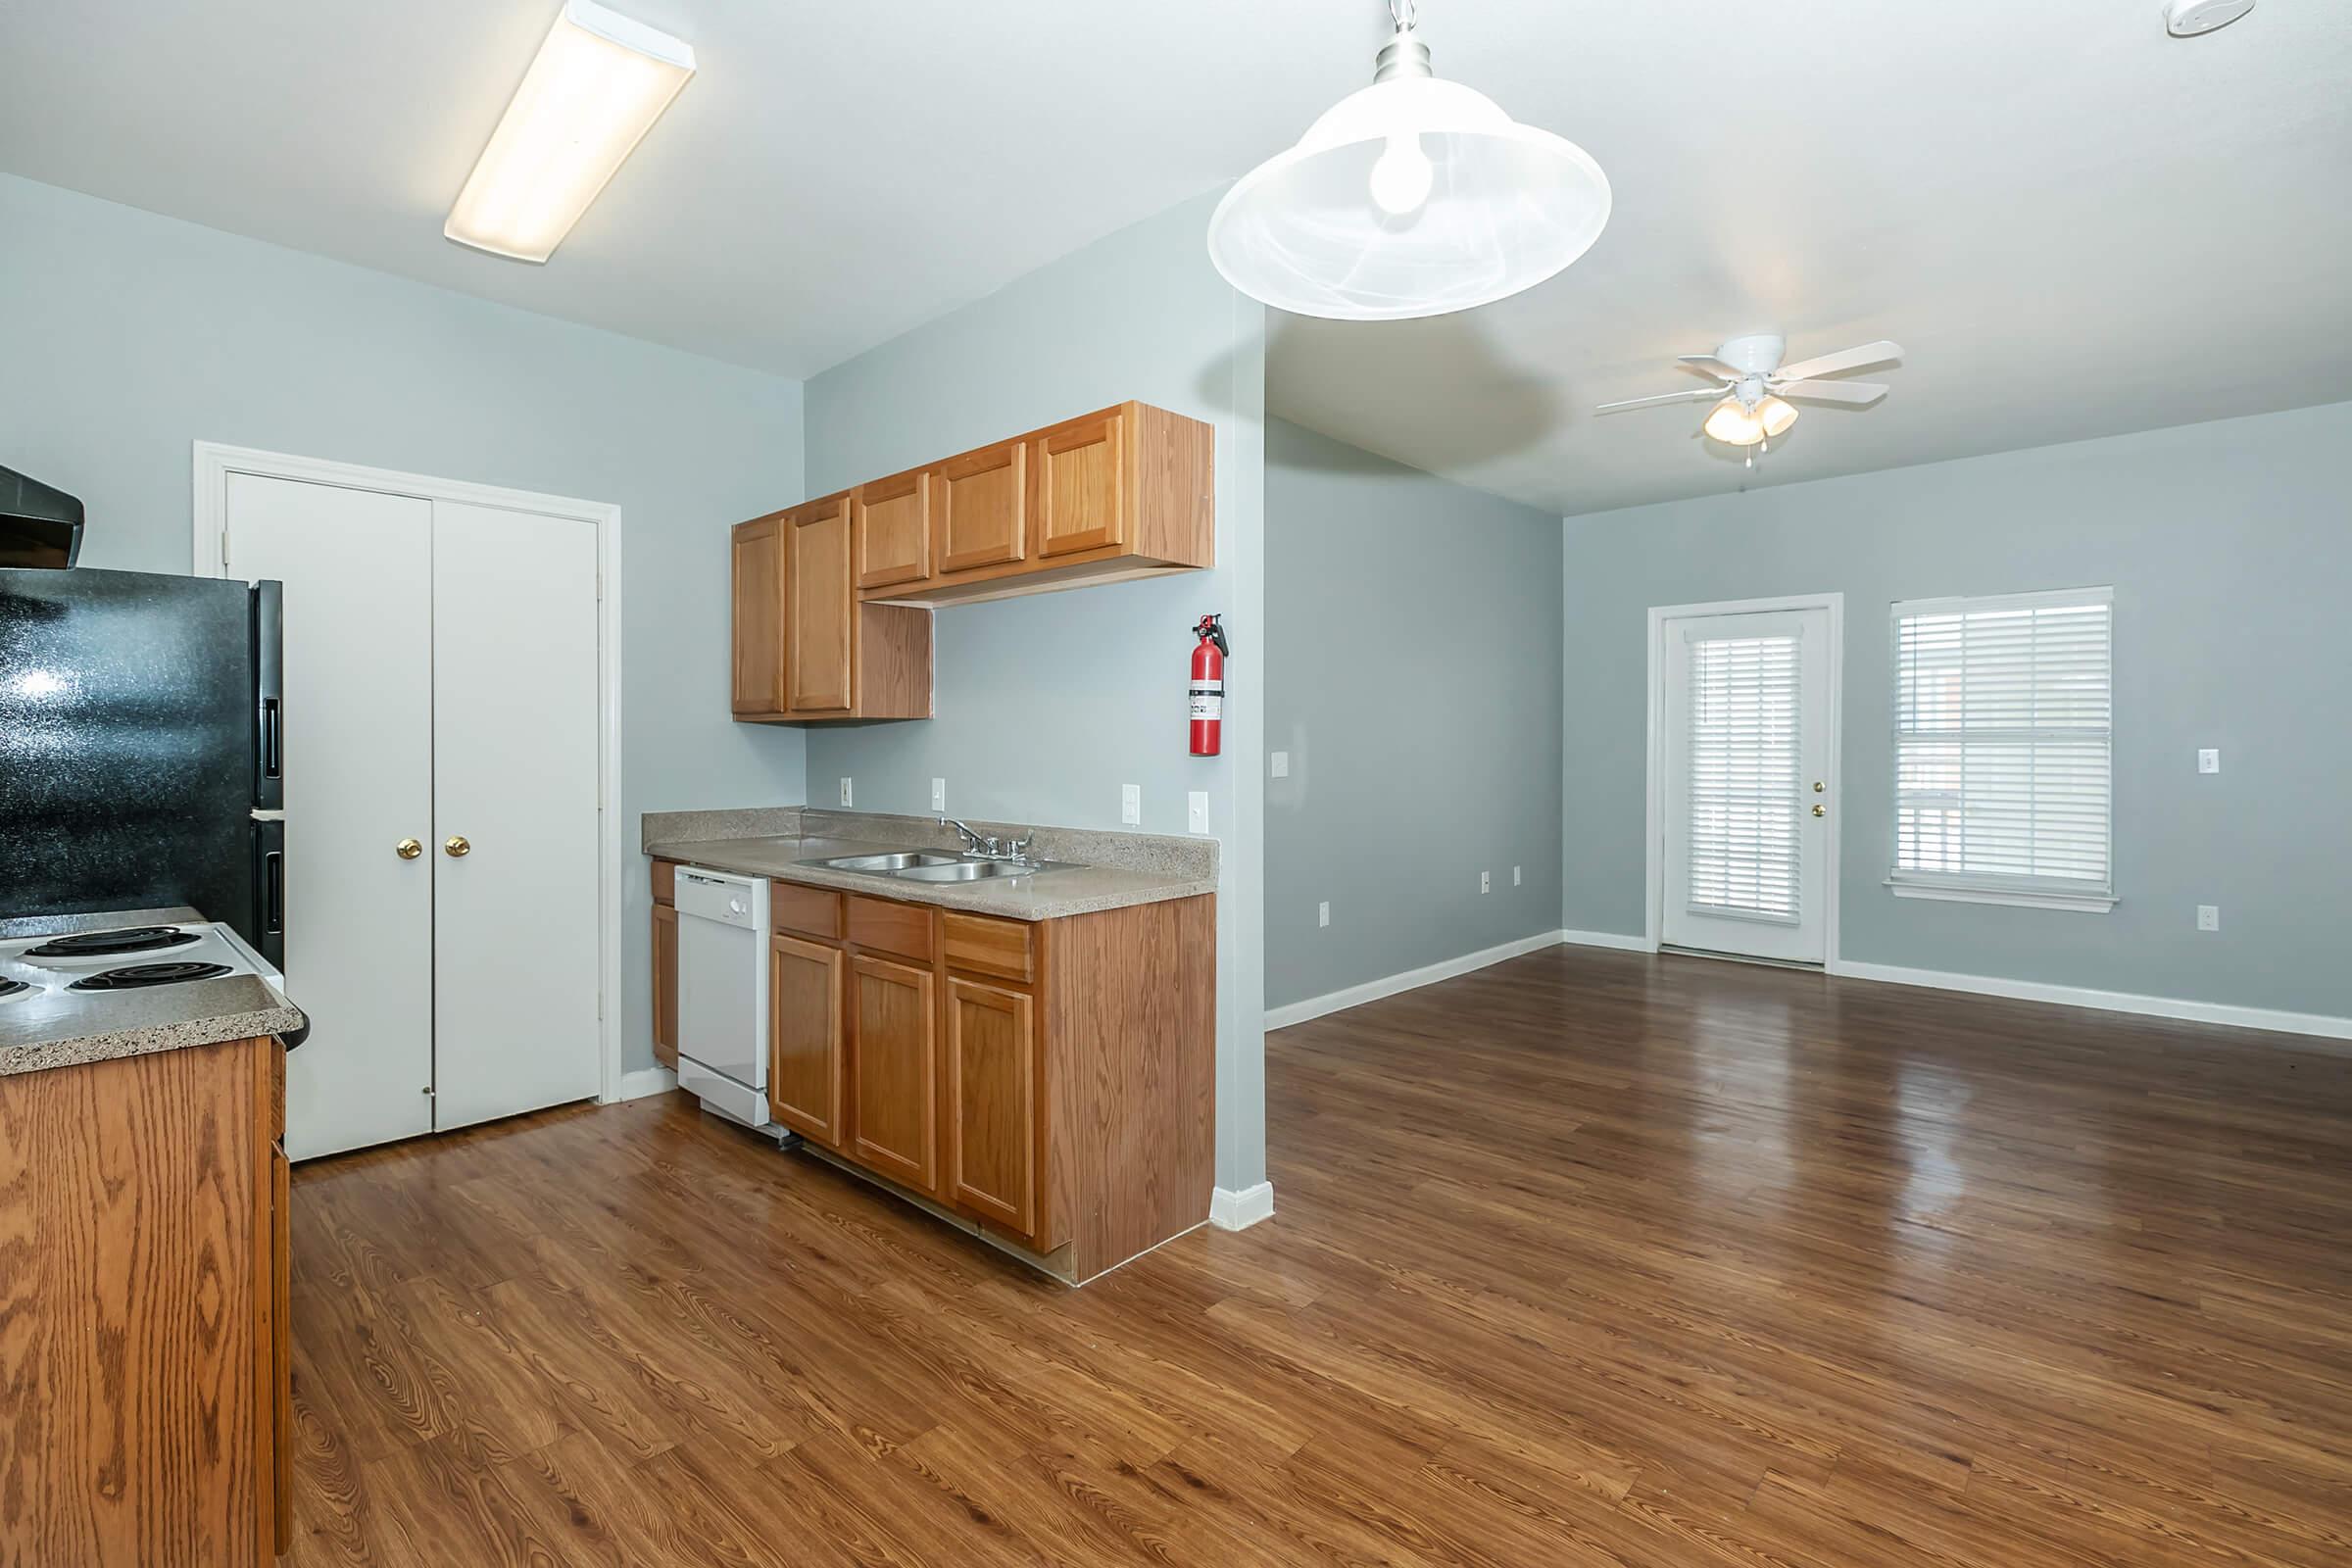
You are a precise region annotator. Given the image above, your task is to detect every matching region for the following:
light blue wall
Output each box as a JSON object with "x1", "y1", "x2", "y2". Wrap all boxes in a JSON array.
[
  {"x1": 1562, "y1": 401, "x2": 2352, "y2": 1018},
  {"x1": 0, "y1": 173, "x2": 808, "y2": 1074},
  {"x1": 1265, "y1": 418, "x2": 1564, "y2": 1009},
  {"x1": 802, "y1": 193, "x2": 1270, "y2": 1194}
]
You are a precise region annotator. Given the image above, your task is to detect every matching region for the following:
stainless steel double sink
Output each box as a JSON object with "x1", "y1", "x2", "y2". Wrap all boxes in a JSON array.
[{"x1": 801, "y1": 850, "x2": 1075, "y2": 883}]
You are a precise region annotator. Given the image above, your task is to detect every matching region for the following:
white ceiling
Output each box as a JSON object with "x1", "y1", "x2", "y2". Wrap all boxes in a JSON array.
[{"x1": 4, "y1": 2, "x2": 2347, "y2": 515}]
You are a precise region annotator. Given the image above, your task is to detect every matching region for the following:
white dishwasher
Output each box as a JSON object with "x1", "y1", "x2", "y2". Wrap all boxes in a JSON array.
[{"x1": 673, "y1": 867, "x2": 775, "y2": 1131}]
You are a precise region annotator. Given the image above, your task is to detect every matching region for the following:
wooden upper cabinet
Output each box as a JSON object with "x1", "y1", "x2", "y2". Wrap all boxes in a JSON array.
[
  {"x1": 934, "y1": 442, "x2": 1028, "y2": 575},
  {"x1": 853, "y1": 469, "x2": 932, "y2": 589},
  {"x1": 1032, "y1": 411, "x2": 1125, "y2": 560},
  {"x1": 946, "y1": 976, "x2": 1039, "y2": 1240},
  {"x1": 850, "y1": 954, "x2": 938, "y2": 1193},
  {"x1": 730, "y1": 514, "x2": 784, "y2": 715},
  {"x1": 784, "y1": 495, "x2": 854, "y2": 713},
  {"x1": 769, "y1": 933, "x2": 845, "y2": 1149}
]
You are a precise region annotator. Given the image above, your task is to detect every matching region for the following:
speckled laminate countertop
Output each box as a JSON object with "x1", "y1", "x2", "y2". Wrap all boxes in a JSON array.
[
  {"x1": 644, "y1": 808, "x2": 1218, "y2": 921},
  {"x1": 0, "y1": 906, "x2": 308, "y2": 1077}
]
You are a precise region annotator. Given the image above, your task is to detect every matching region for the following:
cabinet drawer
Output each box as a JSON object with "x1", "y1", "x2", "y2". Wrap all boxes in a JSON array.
[
  {"x1": 845, "y1": 895, "x2": 934, "y2": 962},
  {"x1": 651, "y1": 858, "x2": 677, "y2": 905},
  {"x1": 942, "y1": 912, "x2": 1034, "y2": 984},
  {"x1": 771, "y1": 881, "x2": 843, "y2": 941}
]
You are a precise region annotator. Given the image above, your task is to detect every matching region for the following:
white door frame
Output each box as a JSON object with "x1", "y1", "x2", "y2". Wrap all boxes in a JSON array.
[
  {"x1": 1644, "y1": 592, "x2": 1844, "y2": 969},
  {"x1": 190, "y1": 441, "x2": 629, "y2": 1106}
]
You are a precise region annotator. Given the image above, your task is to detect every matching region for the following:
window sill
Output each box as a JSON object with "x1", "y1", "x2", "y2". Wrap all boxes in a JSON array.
[{"x1": 1886, "y1": 880, "x2": 2116, "y2": 914}]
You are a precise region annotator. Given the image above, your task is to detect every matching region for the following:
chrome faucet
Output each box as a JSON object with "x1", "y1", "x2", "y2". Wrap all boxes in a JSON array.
[{"x1": 940, "y1": 817, "x2": 1036, "y2": 865}]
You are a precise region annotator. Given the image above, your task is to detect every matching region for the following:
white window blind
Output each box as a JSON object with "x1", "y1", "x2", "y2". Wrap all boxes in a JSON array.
[
  {"x1": 1890, "y1": 588, "x2": 2113, "y2": 906},
  {"x1": 1687, "y1": 632, "x2": 1801, "y2": 923}
]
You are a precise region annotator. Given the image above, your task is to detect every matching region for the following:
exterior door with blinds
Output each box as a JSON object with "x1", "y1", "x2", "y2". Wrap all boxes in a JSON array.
[{"x1": 1661, "y1": 609, "x2": 1834, "y2": 962}]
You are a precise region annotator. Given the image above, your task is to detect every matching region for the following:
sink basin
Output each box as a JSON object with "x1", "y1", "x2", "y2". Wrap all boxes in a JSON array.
[
  {"x1": 806, "y1": 852, "x2": 958, "y2": 872},
  {"x1": 891, "y1": 859, "x2": 1035, "y2": 882}
]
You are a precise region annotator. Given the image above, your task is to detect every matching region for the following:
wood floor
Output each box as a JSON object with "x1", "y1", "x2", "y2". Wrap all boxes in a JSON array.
[{"x1": 284, "y1": 947, "x2": 2352, "y2": 1566}]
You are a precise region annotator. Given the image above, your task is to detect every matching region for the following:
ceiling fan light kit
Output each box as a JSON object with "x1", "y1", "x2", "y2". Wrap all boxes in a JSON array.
[
  {"x1": 1597, "y1": 334, "x2": 1904, "y2": 467},
  {"x1": 2164, "y1": 0, "x2": 2255, "y2": 37},
  {"x1": 1206, "y1": 0, "x2": 1611, "y2": 321}
]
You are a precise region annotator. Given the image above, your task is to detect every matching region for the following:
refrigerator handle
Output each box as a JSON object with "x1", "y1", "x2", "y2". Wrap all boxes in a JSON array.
[
  {"x1": 251, "y1": 817, "x2": 286, "y2": 972},
  {"x1": 252, "y1": 580, "x2": 284, "y2": 809}
]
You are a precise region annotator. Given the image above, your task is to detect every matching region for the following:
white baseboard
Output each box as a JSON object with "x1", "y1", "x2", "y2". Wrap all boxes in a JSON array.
[
  {"x1": 1265, "y1": 929, "x2": 1571, "y2": 1031},
  {"x1": 612, "y1": 1066, "x2": 679, "y2": 1102},
  {"x1": 1210, "y1": 1182, "x2": 1275, "y2": 1231},
  {"x1": 1833, "y1": 959, "x2": 2352, "y2": 1048},
  {"x1": 1558, "y1": 928, "x2": 1656, "y2": 954}
]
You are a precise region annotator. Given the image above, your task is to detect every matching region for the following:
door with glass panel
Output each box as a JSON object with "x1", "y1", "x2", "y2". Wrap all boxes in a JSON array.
[{"x1": 1661, "y1": 609, "x2": 1833, "y2": 962}]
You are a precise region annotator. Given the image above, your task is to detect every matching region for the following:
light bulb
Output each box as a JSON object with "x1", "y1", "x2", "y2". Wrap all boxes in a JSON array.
[
  {"x1": 1759, "y1": 396, "x2": 1798, "y2": 438},
  {"x1": 1704, "y1": 400, "x2": 1767, "y2": 446},
  {"x1": 1368, "y1": 132, "x2": 1434, "y2": 216}
]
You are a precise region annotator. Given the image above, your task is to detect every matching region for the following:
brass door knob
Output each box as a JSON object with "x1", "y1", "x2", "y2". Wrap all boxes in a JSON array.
[
  {"x1": 1812, "y1": 805, "x2": 1827, "y2": 818},
  {"x1": 395, "y1": 838, "x2": 423, "y2": 860},
  {"x1": 444, "y1": 835, "x2": 471, "y2": 858}
]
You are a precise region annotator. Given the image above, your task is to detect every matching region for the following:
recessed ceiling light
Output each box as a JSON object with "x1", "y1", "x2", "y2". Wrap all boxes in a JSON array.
[
  {"x1": 444, "y1": 0, "x2": 696, "y2": 264},
  {"x1": 2164, "y1": 0, "x2": 2255, "y2": 37}
]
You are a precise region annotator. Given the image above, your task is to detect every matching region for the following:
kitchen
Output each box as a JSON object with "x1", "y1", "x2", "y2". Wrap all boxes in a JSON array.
[{"x1": 7, "y1": 3, "x2": 2352, "y2": 1567}]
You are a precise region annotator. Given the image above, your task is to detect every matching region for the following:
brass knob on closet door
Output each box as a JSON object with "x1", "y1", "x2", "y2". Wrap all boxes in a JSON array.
[
  {"x1": 395, "y1": 838, "x2": 422, "y2": 860},
  {"x1": 1812, "y1": 805, "x2": 1827, "y2": 818},
  {"x1": 444, "y1": 835, "x2": 471, "y2": 858}
]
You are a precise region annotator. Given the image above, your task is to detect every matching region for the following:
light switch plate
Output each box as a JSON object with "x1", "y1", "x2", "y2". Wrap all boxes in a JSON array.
[
  {"x1": 1188, "y1": 791, "x2": 1210, "y2": 834},
  {"x1": 838, "y1": 776, "x2": 853, "y2": 808},
  {"x1": 1513, "y1": 865, "x2": 1522, "y2": 887},
  {"x1": 2197, "y1": 904, "x2": 2221, "y2": 931},
  {"x1": 1480, "y1": 871, "x2": 1491, "y2": 895},
  {"x1": 1120, "y1": 784, "x2": 1141, "y2": 825},
  {"x1": 1318, "y1": 901, "x2": 1330, "y2": 928},
  {"x1": 930, "y1": 777, "x2": 947, "y2": 813},
  {"x1": 2198, "y1": 748, "x2": 2220, "y2": 774},
  {"x1": 1270, "y1": 751, "x2": 1290, "y2": 778}
]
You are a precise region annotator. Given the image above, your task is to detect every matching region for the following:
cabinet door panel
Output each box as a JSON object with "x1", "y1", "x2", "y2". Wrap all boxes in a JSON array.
[
  {"x1": 769, "y1": 934, "x2": 844, "y2": 1148},
  {"x1": 1031, "y1": 412, "x2": 1125, "y2": 559},
  {"x1": 651, "y1": 903, "x2": 679, "y2": 1067},
  {"x1": 946, "y1": 978, "x2": 1037, "y2": 1237},
  {"x1": 935, "y1": 443, "x2": 1027, "y2": 573},
  {"x1": 854, "y1": 471, "x2": 931, "y2": 589},
  {"x1": 786, "y1": 498, "x2": 853, "y2": 712},
  {"x1": 851, "y1": 956, "x2": 936, "y2": 1191},
  {"x1": 731, "y1": 516, "x2": 783, "y2": 714}
]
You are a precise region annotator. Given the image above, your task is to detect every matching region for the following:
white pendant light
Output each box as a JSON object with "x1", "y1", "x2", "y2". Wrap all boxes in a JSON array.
[
  {"x1": 1703, "y1": 395, "x2": 1798, "y2": 447},
  {"x1": 1207, "y1": 0, "x2": 1611, "y2": 321},
  {"x1": 445, "y1": 0, "x2": 696, "y2": 264}
]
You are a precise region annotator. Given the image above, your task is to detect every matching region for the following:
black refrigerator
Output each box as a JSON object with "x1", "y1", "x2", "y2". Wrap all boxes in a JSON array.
[{"x1": 0, "y1": 564, "x2": 287, "y2": 968}]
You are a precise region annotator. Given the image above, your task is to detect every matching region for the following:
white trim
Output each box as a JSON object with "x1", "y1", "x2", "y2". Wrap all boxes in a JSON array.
[
  {"x1": 614, "y1": 1066, "x2": 678, "y2": 1102},
  {"x1": 190, "y1": 441, "x2": 630, "y2": 1108},
  {"x1": 1832, "y1": 959, "x2": 2352, "y2": 1049},
  {"x1": 1559, "y1": 927, "x2": 1656, "y2": 954},
  {"x1": 1886, "y1": 880, "x2": 2117, "y2": 913},
  {"x1": 1644, "y1": 592, "x2": 1844, "y2": 966},
  {"x1": 1264, "y1": 929, "x2": 1568, "y2": 1031},
  {"x1": 1209, "y1": 1182, "x2": 1276, "y2": 1231}
]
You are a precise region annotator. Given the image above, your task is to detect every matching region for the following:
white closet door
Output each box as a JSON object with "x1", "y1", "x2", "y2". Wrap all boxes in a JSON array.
[
  {"x1": 428, "y1": 500, "x2": 602, "y2": 1131},
  {"x1": 223, "y1": 473, "x2": 437, "y2": 1160},
  {"x1": 1661, "y1": 608, "x2": 1833, "y2": 963}
]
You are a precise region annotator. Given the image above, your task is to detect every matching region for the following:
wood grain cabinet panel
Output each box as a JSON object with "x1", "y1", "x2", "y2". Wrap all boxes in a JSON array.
[
  {"x1": 946, "y1": 977, "x2": 1039, "y2": 1238},
  {"x1": 771, "y1": 881, "x2": 843, "y2": 942},
  {"x1": 1031, "y1": 411, "x2": 1126, "y2": 559},
  {"x1": 853, "y1": 469, "x2": 932, "y2": 589},
  {"x1": 651, "y1": 903, "x2": 679, "y2": 1068},
  {"x1": 933, "y1": 442, "x2": 1027, "y2": 574},
  {"x1": 769, "y1": 934, "x2": 846, "y2": 1149},
  {"x1": 942, "y1": 911, "x2": 1034, "y2": 984},
  {"x1": 844, "y1": 894, "x2": 935, "y2": 963},
  {"x1": 851, "y1": 955, "x2": 938, "y2": 1193},
  {"x1": 729, "y1": 514, "x2": 783, "y2": 715},
  {"x1": 784, "y1": 496, "x2": 854, "y2": 713}
]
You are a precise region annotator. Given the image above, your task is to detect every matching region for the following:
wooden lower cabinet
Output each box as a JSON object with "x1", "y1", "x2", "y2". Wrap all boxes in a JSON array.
[
  {"x1": 651, "y1": 900, "x2": 679, "y2": 1068},
  {"x1": 0, "y1": 1034, "x2": 291, "y2": 1566},
  {"x1": 945, "y1": 977, "x2": 1038, "y2": 1237},
  {"x1": 849, "y1": 954, "x2": 937, "y2": 1191},
  {"x1": 768, "y1": 933, "x2": 845, "y2": 1148}
]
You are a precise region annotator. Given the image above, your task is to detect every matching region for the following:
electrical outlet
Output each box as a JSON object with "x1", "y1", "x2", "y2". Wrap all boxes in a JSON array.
[
  {"x1": 2197, "y1": 905, "x2": 2221, "y2": 932},
  {"x1": 1318, "y1": 901, "x2": 1330, "y2": 928},
  {"x1": 2198, "y1": 748, "x2": 2221, "y2": 774},
  {"x1": 1513, "y1": 865, "x2": 1522, "y2": 887},
  {"x1": 1120, "y1": 784, "x2": 1141, "y2": 826},
  {"x1": 1188, "y1": 791, "x2": 1210, "y2": 834},
  {"x1": 930, "y1": 777, "x2": 947, "y2": 813},
  {"x1": 1270, "y1": 751, "x2": 1290, "y2": 778},
  {"x1": 838, "y1": 776, "x2": 853, "y2": 808},
  {"x1": 1480, "y1": 871, "x2": 1491, "y2": 895}
]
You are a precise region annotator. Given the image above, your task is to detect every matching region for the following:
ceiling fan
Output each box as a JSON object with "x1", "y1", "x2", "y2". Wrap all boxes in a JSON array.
[{"x1": 1595, "y1": 335, "x2": 1904, "y2": 466}]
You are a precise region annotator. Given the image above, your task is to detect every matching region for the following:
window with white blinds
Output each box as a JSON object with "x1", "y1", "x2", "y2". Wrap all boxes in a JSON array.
[
  {"x1": 1890, "y1": 588, "x2": 2114, "y2": 909},
  {"x1": 1687, "y1": 632, "x2": 1801, "y2": 923}
]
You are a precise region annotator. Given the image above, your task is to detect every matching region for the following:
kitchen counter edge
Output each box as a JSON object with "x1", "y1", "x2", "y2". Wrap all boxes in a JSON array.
[{"x1": 645, "y1": 835, "x2": 1217, "y2": 921}]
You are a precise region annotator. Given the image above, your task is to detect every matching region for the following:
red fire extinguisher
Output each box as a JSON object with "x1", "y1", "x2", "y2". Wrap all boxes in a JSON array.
[{"x1": 1189, "y1": 613, "x2": 1228, "y2": 757}]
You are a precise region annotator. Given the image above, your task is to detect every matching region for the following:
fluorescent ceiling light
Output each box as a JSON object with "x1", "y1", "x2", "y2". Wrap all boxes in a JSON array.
[{"x1": 445, "y1": 0, "x2": 695, "y2": 264}]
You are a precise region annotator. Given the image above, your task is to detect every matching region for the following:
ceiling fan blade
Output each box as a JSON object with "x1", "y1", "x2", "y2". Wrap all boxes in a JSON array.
[
  {"x1": 1774, "y1": 378, "x2": 1889, "y2": 406},
  {"x1": 1676, "y1": 354, "x2": 1741, "y2": 381},
  {"x1": 1595, "y1": 388, "x2": 1728, "y2": 414},
  {"x1": 1773, "y1": 340, "x2": 1902, "y2": 383}
]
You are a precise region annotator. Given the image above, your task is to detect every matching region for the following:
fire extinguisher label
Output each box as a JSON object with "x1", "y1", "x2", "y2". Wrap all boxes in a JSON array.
[{"x1": 1189, "y1": 681, "x2": 1223, "y2": 720}]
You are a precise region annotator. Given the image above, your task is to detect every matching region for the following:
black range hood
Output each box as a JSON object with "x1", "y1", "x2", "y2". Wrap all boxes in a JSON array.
[{"x1": 1, "y1": 464, "x2": 85, "y2": 567}]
